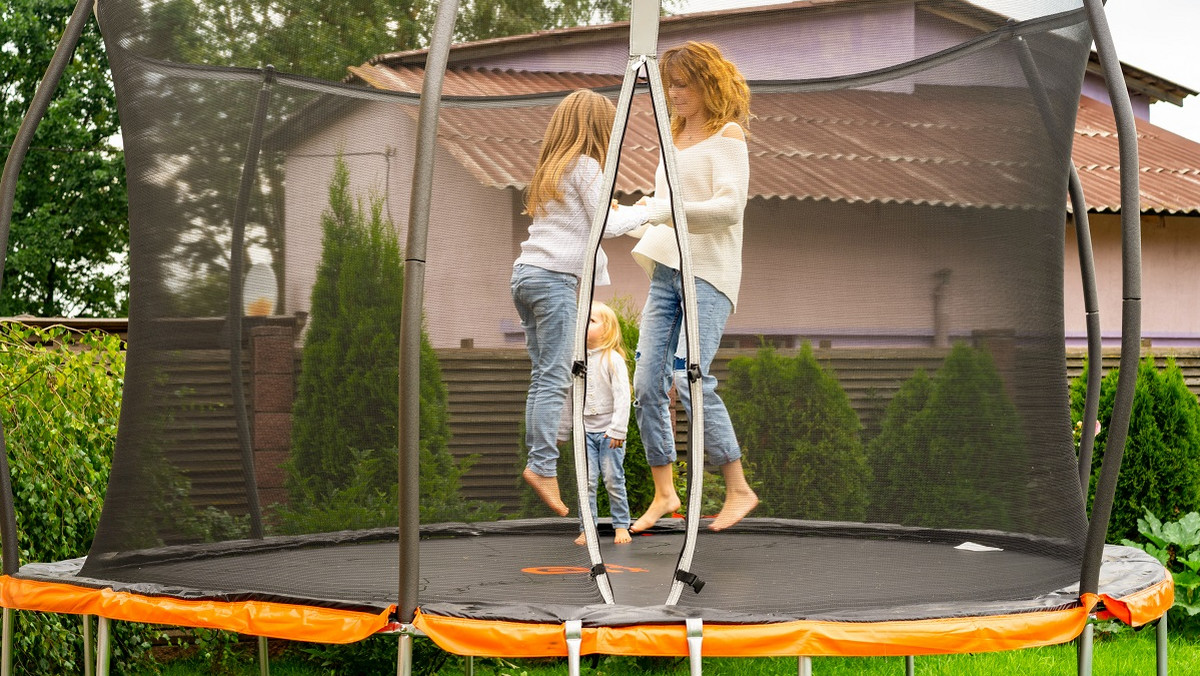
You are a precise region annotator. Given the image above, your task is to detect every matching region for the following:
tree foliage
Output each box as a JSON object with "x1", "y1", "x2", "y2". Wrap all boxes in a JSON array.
[
  {"x1": 867, "y1": 342, "x2": 1022, "y2": 529},
  {"x1": 1071, "y1": 356, "x2": 1200, "y2": 543},
  {"x1": 0, "y1": 323, "x2": 158, "y2": 673},
  {"x1": 282, "y1": 157, "x2": 494, "y2": 530},
  {"x1": 725, "y1": 343, "x2": 869, "y2": 521},
  {"x1": 1, "y1": 0, "x2": 128, "y2": 316}
]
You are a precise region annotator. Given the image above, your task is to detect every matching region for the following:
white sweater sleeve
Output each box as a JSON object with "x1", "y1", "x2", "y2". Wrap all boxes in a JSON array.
[
  {"x1": 643, "y1": 137, "x2": 749, "y2": 235},
  {"x1": 605, "y1": 352, "x2": 631, "y2": 440},
  {"x1": 578, "y1": 159, "x2": 650, "y2": 237}
]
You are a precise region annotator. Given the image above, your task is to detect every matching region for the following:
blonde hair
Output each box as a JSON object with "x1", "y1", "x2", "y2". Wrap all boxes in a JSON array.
[
  {"x1": 524, "y1": 90, "x2": 616, "y2": 218},
  {"x1": 588, "y1": 301, "x2": 626, "y2": 359},
  {"x1": 660, "y1": 41, "x2": 751, "y2": 140}
]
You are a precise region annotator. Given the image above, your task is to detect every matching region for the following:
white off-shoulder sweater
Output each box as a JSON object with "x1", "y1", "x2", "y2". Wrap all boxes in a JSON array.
[{"x1": 631, "y1": 122, "x2": 749, "y2": 308}]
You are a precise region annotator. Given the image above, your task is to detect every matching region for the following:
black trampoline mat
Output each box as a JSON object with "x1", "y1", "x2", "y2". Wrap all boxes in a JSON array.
[{"x1": 15, "y1": 521, "x2": 1166, "y2": 626}]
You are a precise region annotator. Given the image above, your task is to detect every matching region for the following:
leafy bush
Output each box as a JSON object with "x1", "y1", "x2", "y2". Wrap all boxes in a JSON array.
[
  {"x1": 725, "y1": 343, "x2": 868, "y2": 521},
  {"x1": 1071, "y1": 356, "x2": 1200, "y2": 543},
  {"x1": 1122, "y1": 509, "x2": 1200, "y2": 634},
  {"x1": 0, "y1": 323, "x2": 159, "y2": 672},
  {"x1": 867, "y1": 342, "x2": 1022, "y2": 529},
  {"x1": 283, "y1": 157, "x2": 494, "y2": 530}
]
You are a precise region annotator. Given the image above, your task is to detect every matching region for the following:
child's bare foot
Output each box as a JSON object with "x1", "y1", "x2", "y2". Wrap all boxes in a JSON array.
[
  {"x1": 708, "y1": 488, "x2": 758, "y2": 531},
  {"x1": 630, "y1": 495, "x2": 681, "y2": 533},
  {"x1": 522, "y1": 467, "x2": 569, "y2": 516},
  {"x1": 574, "y1": 532, "x2": 588, "y2": 545},
  {"x1": 613, "y1": 528, "x2": 632, "y2": 544}
]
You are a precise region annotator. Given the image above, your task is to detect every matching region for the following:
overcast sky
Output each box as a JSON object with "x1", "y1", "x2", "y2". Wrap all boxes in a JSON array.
[{"x1": 676, "y1": 0, "x2": 1200, "y2": 142}]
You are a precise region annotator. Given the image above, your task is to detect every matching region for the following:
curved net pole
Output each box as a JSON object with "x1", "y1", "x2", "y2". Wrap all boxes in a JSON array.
[
  {"x1": 0, "y1": 0, "x2": 95, "y2": 579},
  {"x1": 1067, "y1": 167, "x2": 1103, "y2": 494},
  {"x1": 1078, "y1": 0, "x2": 1142, "y2": 596},
  {"x1": 1012, "y1": 36, "x2": 1103, "y2": 495},
  {"x1": 227, "y1": 66, "x2": 276, "y2": 540},
  {"x1": 398, "y1": 0, "x2": 460, "y2": 625}
]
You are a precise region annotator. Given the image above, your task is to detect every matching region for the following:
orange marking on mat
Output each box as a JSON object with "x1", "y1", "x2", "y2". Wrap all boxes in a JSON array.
[{"x1": 522, "y1": 564, "x2": 648, "y2": 575}]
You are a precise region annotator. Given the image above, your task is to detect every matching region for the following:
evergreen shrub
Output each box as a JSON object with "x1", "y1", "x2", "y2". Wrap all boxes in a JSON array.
[
  {"x1": 1071, "y1": 356, "x2": 1200, "y2": 543},
  {"x1": 724, "y1": 343, "x2": 868, "y2": 521},
  {"x1": 867, "y1": 342, "x2": 1022, "y2": 529},
  {"x1": 282, "y1": 158, "x2": 497, "y2": 532}
]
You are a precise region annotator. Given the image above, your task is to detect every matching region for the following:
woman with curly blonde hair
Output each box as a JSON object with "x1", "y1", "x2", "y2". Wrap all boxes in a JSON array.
[{"x1": 628, "y1": 41, "x2": 758, "y2": 532}]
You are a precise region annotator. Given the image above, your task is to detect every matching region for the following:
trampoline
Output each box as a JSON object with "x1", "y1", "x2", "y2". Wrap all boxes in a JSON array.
[{"x1": 0, "y1": 0, "x2": 1175, "y2": 673}]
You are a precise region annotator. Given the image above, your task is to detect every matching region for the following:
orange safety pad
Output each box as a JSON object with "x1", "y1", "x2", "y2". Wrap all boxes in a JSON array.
[
  {"x1": 0, "y1": 576, "x2": 391, "y2": 643},
  {"x1": 414, "y1": 598, "x2": 1099, "y2": 658},
  {"x1": 1099, "y1": 576, "x2": 1175, "y2": 627}
]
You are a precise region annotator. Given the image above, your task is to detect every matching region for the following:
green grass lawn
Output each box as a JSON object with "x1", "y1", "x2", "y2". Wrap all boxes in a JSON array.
[{"x1": 140, "y1": 626, "x2": 1199, "y2": 675}]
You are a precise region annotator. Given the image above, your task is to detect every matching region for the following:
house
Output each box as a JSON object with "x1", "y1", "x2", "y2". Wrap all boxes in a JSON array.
[{"x1": 280, "y1": 0, "x2": 1200, "y2": 351}]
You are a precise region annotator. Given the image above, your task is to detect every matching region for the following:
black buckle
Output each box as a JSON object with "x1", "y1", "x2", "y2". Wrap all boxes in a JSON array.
[
  {"x1": 675, "y1": 570, "x2": 705, "y2": 593},
  {"x1": 590, "y1": 563, "x2": 607, "y2": 579},
  {"x1": 687, "y1": 364, "x2": 702, "y2": 383},
  {"x1": 572, "y1": 360, "x2": 588, "y2": 376}
]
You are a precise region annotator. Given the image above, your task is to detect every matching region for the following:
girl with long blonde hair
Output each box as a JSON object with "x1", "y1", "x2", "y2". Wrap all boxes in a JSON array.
[{"x1": 514, "y1": 90, "x2": 646, "y2": 516}]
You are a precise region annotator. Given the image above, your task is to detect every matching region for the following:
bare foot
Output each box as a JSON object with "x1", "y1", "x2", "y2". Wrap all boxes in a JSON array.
[
  {"x1": 708, "y1": 488, "x2": 758, "y2": 531},
  {"x1": 613, "y1": 528, "x2": 632, "y2": 544},
  {"x1": 522, "y1": 467, "x2": 569, "y2": 516},
  {"x1": 630, "y1": 495, "x2": 681, "y2": 533},
  {"x1": 574, "y1": 532, "x2": 587, "y2": 545}
]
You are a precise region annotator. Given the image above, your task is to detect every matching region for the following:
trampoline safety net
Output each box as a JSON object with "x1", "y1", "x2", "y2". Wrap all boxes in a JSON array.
[{"x1": 47, "y1": 0, "x2": 1119, "y2": 633}]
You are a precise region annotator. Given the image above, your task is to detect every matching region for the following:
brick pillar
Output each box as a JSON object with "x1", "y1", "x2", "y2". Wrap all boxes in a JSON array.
[{"x1": 251, "y1": 325, "x2": 295, "y2": 508}]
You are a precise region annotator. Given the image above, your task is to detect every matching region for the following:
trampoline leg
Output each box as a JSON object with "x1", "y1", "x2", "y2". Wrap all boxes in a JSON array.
[
  {"x1": 686, "y1": 618, "x2": 703, "y2": 676},
  {"x1": 2, "y1": 607, "x2": 12, "y2": 676},
  {"x1": 797, "y1": 656, "x2": 812, "y2": 676},
  {"x1": 83, "y1": 615, "x2": 93, "y2": 676},
  {"x1": 397, "y1": 633, "x2": 412, "y2": 676},
  {"x1": 258, "y1": 635, "x2": 270, "y2": 676},
  {"x1": 465, "y1": 655, "x2": 475, "y2": 676},
  {"x1": 905, "y1": 655, "x2": 915, "y2": 676},
  {"x1": 95, "y1": 617, "x2": 111, "y2": 676},
  {"x1": 565, "y1": 620, "x2": 583, "y2": 676},
  {"x1": 1157, "y1": 612, "x2": 1168, "y2": 676},
  {"x1": 1077, "y1": 622, "x2": 1093, "y2": 676}
]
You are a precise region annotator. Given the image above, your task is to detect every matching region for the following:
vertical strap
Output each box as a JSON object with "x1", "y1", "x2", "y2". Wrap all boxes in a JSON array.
[{"x1": 642, "y1": 55, "x2": 706, "y2": 606}]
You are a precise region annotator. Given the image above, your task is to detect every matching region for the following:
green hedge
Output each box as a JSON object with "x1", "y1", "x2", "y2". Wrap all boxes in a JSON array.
[
  {"x1": 0, "y1": 323, "x2": 158, "y2": 673},
  {"x1": 724, "y1": 343, "x2": 868, "y2": 521},
  {"x1": 1071, "y1": 356, "x2": 1200, "y2": 543},
  {"x1": 867, "y1": 342, "x2": 1022, "y2": 529}
]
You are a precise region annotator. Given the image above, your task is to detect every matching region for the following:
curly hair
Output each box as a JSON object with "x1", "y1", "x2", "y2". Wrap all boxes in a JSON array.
[{"x1": 659, "y1": 41, "x2": 750, "y2": 139}]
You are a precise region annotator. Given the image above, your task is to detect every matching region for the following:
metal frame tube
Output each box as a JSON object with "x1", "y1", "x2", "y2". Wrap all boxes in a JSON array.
[
  {"x1": 1157, "y1": 613, "x2": 1168, "y2": 676},
  {"x1": 397, "y1": 0, "x2": 460, "y2": 624},
  {"x1": 258, "y1": 635, "x2": 270, "y2": 676},
  {"x1": 95, "y1": 617, "x2": 111, "y2": 676},
  {"x1": 397, "y1": 633, "x2": 413, "y2": 676},
  {"x1": 83, "y1": 615, "x2": 94, "y2": 676},
  {"x1": 1077, "y1": 622, "x2": 1093, "y2": 676},
  {"x1": 0, "y1": 0, "x2": 95, "y2": 579},
  {"x1": 2, "y1": 607, "x2": 11, "y2": 676},
  {"x1": 905, "y1": 655, "x2": 915, "y2": 676},
  {"x1": 1079, "y1": 0, "x2": 1142, "y2": 596}
]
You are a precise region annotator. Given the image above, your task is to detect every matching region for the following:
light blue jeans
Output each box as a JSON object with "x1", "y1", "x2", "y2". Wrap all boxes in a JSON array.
[
  {"x1": 583, "y1": 431, "x2": 631, "y2": 530},
  {"x1": 512, "y1": 263, "x2": 578, "y2": 477},
  {"x1": 633, "y1": 264, "x2": 741, "y2": 468}
]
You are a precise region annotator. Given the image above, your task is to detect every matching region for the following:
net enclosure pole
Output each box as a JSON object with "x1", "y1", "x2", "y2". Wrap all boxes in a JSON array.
[
  {"x1": 1078, "y1": 0, "x2": 1142, "y2": 596},
  {"x1": 1013, "y1": 36, "x2": 1103, "y2": 494},
  {"x1": 398, "y1": 0, "x2": 460, "y2": 625},
  {"x1": 0, "y1": 0, "x2": 94, "y2": 581},
  {"x1": 227, "y1": 65, "x2": 276, "y2": 540}
]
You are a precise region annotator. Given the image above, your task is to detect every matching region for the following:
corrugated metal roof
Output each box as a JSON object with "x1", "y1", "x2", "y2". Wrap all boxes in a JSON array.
[{"x1": 357, "y1": 66, "x2": 1200, "y2": 215}]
